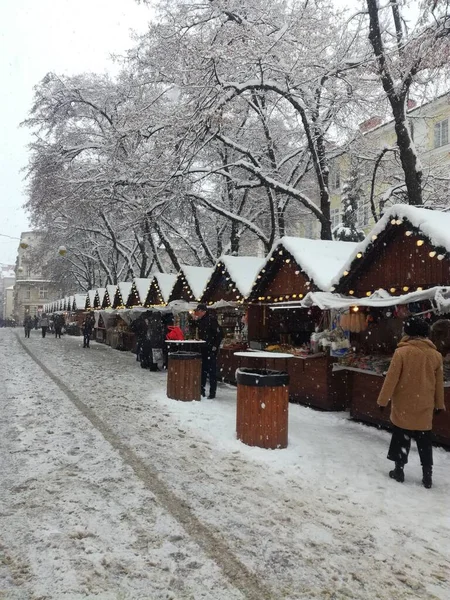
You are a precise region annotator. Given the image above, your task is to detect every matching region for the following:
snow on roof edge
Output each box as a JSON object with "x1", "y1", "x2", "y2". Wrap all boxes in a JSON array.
[{"x1": 331, "y1": 204, "x2": 450, "y2": 288}]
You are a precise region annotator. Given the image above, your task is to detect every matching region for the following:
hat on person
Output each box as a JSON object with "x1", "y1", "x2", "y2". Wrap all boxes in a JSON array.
[
  {"x1": 195, "y1": 303, "x2": 207, "y2": 312},
  {"x1": 403, "y1": 316, "x2": 430, "y2": 338}
]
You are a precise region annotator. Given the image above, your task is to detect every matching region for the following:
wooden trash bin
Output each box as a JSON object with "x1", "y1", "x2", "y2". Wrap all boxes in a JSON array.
[
  {"x1": 167, "y1": 351, "x2": 202, "y2": 402},
  {"x1": 236, "y1": 368, "x2": 289, "y2": 449}
]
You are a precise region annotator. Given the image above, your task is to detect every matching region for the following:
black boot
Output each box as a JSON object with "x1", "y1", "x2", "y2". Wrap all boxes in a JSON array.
[
  {"x1": 389, "y1": 463, "x2": 405, "y2": 483},
  {"x1": 422, "y1": 466, "x2": 432, "y2": 489}
]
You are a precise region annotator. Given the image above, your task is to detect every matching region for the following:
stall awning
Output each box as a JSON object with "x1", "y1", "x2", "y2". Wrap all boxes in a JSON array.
[{"x1": 269, "y1": 286, "x2": 450, "y2": 312}]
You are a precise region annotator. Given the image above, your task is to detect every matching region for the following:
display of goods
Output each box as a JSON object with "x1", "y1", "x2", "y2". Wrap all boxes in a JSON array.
[{"x1": 339, "y1": 353, "x2": 391, "y2": 374}]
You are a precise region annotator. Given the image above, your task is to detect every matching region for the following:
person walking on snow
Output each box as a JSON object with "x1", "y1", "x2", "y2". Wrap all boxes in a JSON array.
[
  {"x1": 54, "y1": 313, "x2": 64, "y2": 338},
  {"x1": 39, "y1": 313, "x2": 49, "y2": 338},
  {"x1": 377, "y1": 317, "x2": 445, "y2": 489},
  {"x1": 82, "y1": 315, "x2": 94, "y2": 348},
  {"x1": 24, "y1": 314, "x2": 33, "y2": 338},
  {"x1": 191, "y1": 303, "x2": 223, "y2": 399}
]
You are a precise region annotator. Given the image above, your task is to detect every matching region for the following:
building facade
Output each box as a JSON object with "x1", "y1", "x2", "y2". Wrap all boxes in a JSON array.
[
  {"x1": 13, "y1": 232, "x2": 59, "y2": 324},
  {"x1": 328, "y1": 93, "x2": 450, "y2": 234}
]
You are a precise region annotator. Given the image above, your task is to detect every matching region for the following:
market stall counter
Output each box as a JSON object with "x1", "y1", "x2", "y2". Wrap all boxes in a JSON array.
[
  {"x1": 218, "y1": 343, "x2": 248, "y2": 384},
  {"x1": 289, "y1": 353, "x2": 349, "y2": 411},
  {"x1": 333, "y1": 354, "x2": 450, "y2": 447}
]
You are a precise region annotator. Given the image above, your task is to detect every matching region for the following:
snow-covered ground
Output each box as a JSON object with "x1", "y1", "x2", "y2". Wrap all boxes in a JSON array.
[{"x1": 1, "y1": 328, "x2": 449, "y2": 599}]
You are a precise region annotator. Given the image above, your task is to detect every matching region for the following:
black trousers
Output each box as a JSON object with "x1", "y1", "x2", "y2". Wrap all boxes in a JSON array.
[
  {"x1": 201, "y1": 349, "x2": 218, "y2": 397},
  {"x1": 25, "y1": 328, "x2": 31, "y2": 338},
  {"x1": 55, "y1": 327, "x2": 62, "y2": 338},
  {"x1": 387, "y1": 426, "x2": 433, "y2": 467},
  {"x1": 41, "y1": 326, "x2": 47, "y2": 338},
  {"x1": 83, "y1": 332, "x2": 91, "y2": 347}
]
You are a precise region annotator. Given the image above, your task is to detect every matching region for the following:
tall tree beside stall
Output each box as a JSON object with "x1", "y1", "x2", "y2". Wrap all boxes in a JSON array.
[{"x1": 365, "y1": 0, "x2": 450, "y2": 207}]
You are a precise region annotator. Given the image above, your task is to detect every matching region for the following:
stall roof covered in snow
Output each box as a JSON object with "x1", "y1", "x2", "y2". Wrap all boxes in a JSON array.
[
  {"x1": 332, "y1": 204, "x2": 450, "y2": 287},
  {"x1": 96, "y1": 288, "x2": 106, "y2": 307},
  {"x1": 117, "y1": 282, "x2": 132, "y2": 305},
  {"x1": 263, "y1": 237, "x2": 358, "y2": 291},
  {"x1": 132, "y1": 278, "x2": 152, "y2": 304},
  {"x1": 87, "y1": 290, "x2": 97, "y2": 308},
  {"x1": 153, "y1": 273, "x2": 177, "y2": 303},
  {"x1": 73, "y1": 293, "x2": 87, "y2": 310},
  {"x1": 180, "y1": 266, "x2": 214, "y2": 300},
  {"x1": 105, "y1": 285, "x2": 117, "y2": 306},
  {"x1": 216, "y1": 256, "x2": 266, "y2": 298}
]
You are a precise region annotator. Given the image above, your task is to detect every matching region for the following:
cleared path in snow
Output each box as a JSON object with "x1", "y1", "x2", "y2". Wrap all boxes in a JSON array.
[
  {"x1": 1, "y1": 328, "x2": 449, "y2": 599},
  {"x1": 14, "y1": 330, "x2": 273, "y2": 600}
]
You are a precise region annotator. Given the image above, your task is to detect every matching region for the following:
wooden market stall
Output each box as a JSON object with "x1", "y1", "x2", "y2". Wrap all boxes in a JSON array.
[
  {"x1": 200, "y1": 256, "x2": 265, "y2": 384},
  {"x1": 144, "y1": 273, "x2": 177, "y2": 307},
  {"x1": 86, "y1": 289, "x2": 97, "y2": 311},
  {"x1": 245, "y1": 237, "x2": 357, "y2": 409},
  {"x1": 109, "y1": 282, "x2": 135, "y2": 351},
  {"x1": 168, "y1": 265, "x2": 213, "y2": 303},
  {"x1": 93, "y1": 287, "x2": 107, "y2": 342},
  {"x1": 70, "y1": 293, "x2": 88, "y2": 333},
  {"x1": 126, "y1": 278, "x2": 152, "y2": 308},
  {"x1": 97, "y1": 285, "x2": 117, "y2": 344},
  {"x1": 332, "y1": 204, "x2": 450, "y2": 445}
]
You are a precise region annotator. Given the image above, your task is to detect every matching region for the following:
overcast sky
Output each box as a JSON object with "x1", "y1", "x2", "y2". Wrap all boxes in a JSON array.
[{"x1": 0, "y1": 0, "x2": 152, "y2": 265}]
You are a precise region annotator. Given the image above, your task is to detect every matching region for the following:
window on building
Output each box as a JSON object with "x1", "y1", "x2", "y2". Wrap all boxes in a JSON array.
[
  {"x1": 25, "y1": 286, "x2": 31, "y2": 300},
  {"x1": 330, "y1": 169, "x2": 340, "y2": 190},
  {"x1": 331, "y1": 208, "x2": 341, "y2": 229},
  {"x1": 357, "y1": 203, "x2": 370, "y2": 227},
  {"x1": 39, "y1": 286, "x2": 48, "y2": 300},
  {"x1": 434, "y1": 119, "x2": 449, "y2": 148},
  {"x1": 26, "y1": 265, "x2": 32, "y2": 277}
]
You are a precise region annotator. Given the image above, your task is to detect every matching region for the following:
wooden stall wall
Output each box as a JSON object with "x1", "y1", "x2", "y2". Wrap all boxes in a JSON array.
[{"x1": 340, "y1": 225, "x2": 450, "y2": 296}]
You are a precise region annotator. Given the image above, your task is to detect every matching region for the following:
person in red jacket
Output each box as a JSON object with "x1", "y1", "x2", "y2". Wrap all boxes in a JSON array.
[{"x1": 162, "y1": 314, "x2": 184, "y2": 369}]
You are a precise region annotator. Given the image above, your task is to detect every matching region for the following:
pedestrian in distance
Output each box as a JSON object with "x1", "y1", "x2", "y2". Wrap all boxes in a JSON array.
[
  {"x1": 34, "y1": 315, "x2": 39, "y2": 330},
  {"x1": 39, "y1": 313, "x2": 49, "y2": 338},
  {"x1": 377, "y1": 316, "x2": 446, "y2": 489},
  {"x1": 82, "y1": 314, "x2": 94, "y2": 348},
  {"x1": 190, "y1": 303, "x2": 223, "y2": 399},
  {"x1": 54, "y1": 313, "x2": 64, "y2": 338},
  {"x1": 130, "y1": 315, "x2": 147, "y2": 363},
  {"x1": 24, "y1": 314, "x2": 33, "y2": 338}
]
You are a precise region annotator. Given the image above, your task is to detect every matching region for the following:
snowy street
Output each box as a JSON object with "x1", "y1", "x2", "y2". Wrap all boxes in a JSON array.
[{"x1": 1, "y1": 329, "x2": 449, "y2": 599}]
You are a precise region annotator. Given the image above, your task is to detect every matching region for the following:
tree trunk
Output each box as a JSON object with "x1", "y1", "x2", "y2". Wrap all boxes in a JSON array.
[{"x1": 392, "y1": 101, "x2": 423, "y2": 205}]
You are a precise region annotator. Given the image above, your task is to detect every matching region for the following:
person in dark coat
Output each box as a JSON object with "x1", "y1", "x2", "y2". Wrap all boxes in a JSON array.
[
  {"x1": 34, "y1": 315, "x2": 39, "y2": 330},
  {"x1": 39, "y1": 313, "x2": 49, "y2": 338},
  {"x1": 54, "y1": 313, "x2": 65, "y2": 338},
  {"x1": 141, "y1": 312, "x2": 164, "y2": 371},
  {"x1": 191, "y1": 303, "x2": 223, "y2": 399},
  {"x1": 24, "y1": 314, "x2": 33, "y2": 338},
  {"x1": 130, "y1": 315, "x2": 148, "y2": 362},
  {"x1": 82, "y1": 315, "x2": 94, "y2": 348},
  {"x1": 377, "y1": 317, "x2": 445, "y2": 489}
]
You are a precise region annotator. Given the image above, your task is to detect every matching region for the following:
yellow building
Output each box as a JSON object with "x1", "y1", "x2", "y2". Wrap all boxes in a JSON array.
[{"x1": 329, "y1": 92, "x2": 450, "y2": 234}]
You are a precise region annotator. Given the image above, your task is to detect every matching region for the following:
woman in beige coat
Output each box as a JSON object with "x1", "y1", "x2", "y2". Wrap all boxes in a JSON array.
[{"x1": 377, "y1": 317, "x2": 445, "y2": 489}]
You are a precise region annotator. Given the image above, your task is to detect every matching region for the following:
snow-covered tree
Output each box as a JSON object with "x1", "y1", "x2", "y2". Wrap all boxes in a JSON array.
[
  {"x1": 364, "y1": 0, "x2": 450, "y2": 206},
  {"x1": 333, "y1": 162, "x2": 365, "y2": 242}
]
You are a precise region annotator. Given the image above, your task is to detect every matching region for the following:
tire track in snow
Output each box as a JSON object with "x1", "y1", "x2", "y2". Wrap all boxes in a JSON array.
[{"x1": 16, "y1": 333, "x2": 275, "y2": 600}]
